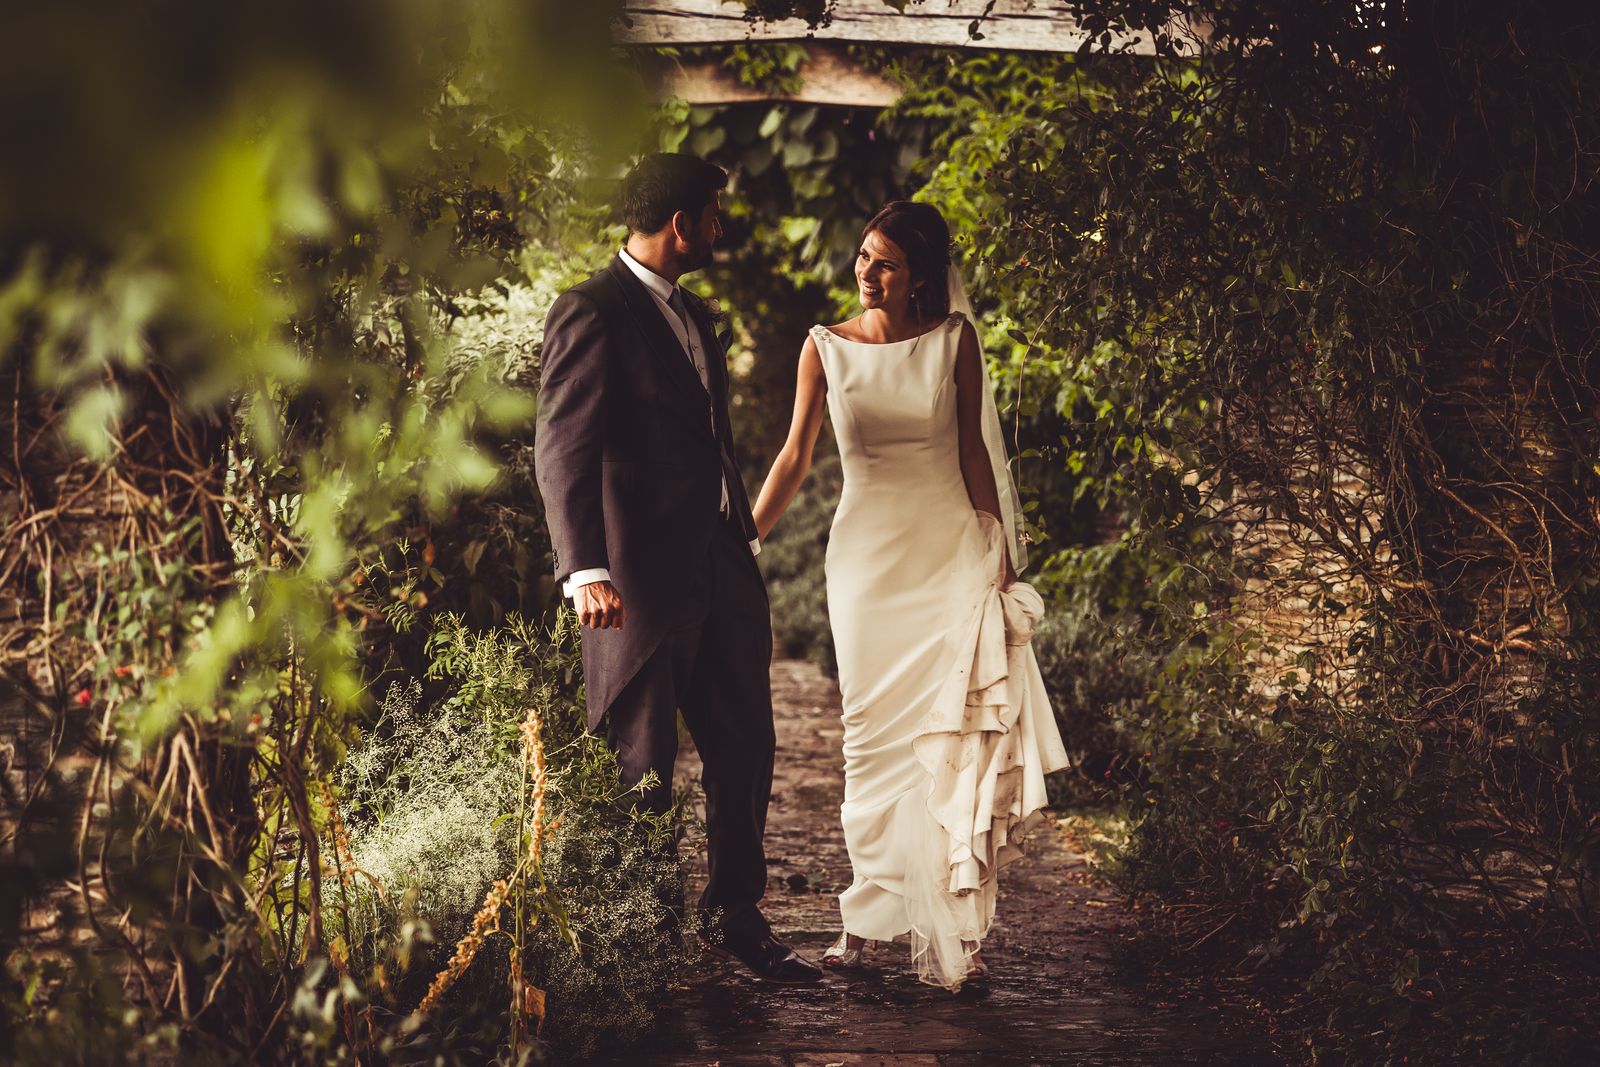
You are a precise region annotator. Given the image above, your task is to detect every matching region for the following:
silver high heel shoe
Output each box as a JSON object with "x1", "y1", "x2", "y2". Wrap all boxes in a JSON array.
[{"x1": 822, "y1": 932, "x2": 871, "y2": 969}]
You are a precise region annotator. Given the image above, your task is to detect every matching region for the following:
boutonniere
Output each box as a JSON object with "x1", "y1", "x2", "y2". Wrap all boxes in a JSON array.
[
  {"x1": 690, "y1": 292, "x2": 727, "y2": 325},
  {"x1": 688, "y1": 292, "x2": 733, "y2": 350}
]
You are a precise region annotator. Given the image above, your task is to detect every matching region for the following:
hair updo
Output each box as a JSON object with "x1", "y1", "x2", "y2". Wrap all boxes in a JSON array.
[{"x1": 862, "y1": 200, "x2": 952, "y2": 321}]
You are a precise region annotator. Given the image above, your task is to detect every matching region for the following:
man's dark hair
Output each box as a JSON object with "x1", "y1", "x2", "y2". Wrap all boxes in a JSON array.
[{"x1": 618, "y1": 153, "x2": 728, "y2": 235}]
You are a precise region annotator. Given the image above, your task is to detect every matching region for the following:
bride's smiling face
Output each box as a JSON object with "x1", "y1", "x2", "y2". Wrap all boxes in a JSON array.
[{"x1": 855, "y1": 229, "x2": 921, "y2": 315}]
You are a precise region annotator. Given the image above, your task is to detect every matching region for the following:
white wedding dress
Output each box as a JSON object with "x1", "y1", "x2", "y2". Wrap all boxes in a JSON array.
[{"x1": 812, "y1": 311, "x2": 1069, "y2": 990}]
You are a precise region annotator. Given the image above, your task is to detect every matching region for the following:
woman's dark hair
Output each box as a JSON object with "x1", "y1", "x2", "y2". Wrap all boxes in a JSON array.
[
  {"x1": 862, "y1": 200, "x2": 952, "y2": 321},
  {"x1": 618, "y1": 153, "x2": 728, "y2": 235}
]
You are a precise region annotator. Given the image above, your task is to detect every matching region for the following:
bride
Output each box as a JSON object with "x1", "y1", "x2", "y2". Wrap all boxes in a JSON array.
[{"x1": 752, "y1": 201, "x2": 1069, "y2": 991}]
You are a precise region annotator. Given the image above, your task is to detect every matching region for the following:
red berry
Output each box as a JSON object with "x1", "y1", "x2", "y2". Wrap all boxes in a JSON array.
[{"x1": 75, "y1": 688, "x2": 92, "y2": 706}]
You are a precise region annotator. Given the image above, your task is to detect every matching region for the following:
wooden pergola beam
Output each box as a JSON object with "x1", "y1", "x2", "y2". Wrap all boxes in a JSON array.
[
  {"x1": 616, "y1": 0, "x2": 1162, "y2": 54},
  {"x1": 643, "y1": 41, "x2": 904, "y2": 106}
]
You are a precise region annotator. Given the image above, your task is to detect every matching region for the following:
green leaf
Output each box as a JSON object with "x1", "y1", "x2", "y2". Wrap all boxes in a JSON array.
[
  {"x1": 758, "y1": 106, "x2": 785, "y2": 139},
  {"x1": 64, "y1": 385, "x2": 126, "y2": 461}
]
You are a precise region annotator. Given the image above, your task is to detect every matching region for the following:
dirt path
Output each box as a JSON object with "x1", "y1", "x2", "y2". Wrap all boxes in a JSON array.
[{"x1": 587, "y1": 659, "x2": 1273, "y2": 1066}]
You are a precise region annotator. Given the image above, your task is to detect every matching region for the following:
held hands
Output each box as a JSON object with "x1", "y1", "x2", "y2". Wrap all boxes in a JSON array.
[{"x1": 574, "y1": 580, "x2": 626, "y2": 630}]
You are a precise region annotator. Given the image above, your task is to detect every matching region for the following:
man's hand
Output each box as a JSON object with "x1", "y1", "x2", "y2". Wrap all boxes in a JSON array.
[{"x1": 574, "y1": 580, "x2": 626, "y2": 630}]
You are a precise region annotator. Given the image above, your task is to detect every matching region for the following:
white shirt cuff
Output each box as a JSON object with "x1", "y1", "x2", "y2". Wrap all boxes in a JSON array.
[
  {"x1": 564, "y1": 537, "x2": 756, "y2": 597},
  {"x1": 563, "y1": 568, "x2": 611, "y2": 598}
]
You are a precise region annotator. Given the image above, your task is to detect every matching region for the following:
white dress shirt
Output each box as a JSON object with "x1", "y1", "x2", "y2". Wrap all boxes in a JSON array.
[{"x1": 563, "y1": 250, "x2": 760, "y2": 598}]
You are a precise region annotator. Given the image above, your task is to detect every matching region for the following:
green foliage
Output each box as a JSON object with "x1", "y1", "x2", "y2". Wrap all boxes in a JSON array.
[
  {"x1": 961, "y1": 3, "x2": 1600, "y2": 1060},
  {"x1": 0, "y1": 4, "x2": 656, "y2": 1062},
  {"x1": 667, "y1": 15, "x2": 1600, "y2": 1063},
  {"x1": 2, "y1": 0, "x2": 636, "y2": 735},
  {"x1": 1025, "y1": 538, "x2": 1178, "y2": 797},
  {"x1": 3, "y1": 949, "x2": 163, "y2": 1064},
  {"x1": 720, "y1": 44, "x2": 811, "y2": 97},
  {"x1": 323, "y1": 612, "x2": 690, "y2": 1060}
]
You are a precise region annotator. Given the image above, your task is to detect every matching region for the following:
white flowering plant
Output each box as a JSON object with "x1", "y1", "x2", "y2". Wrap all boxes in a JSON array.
[{"x1": 328, "y1": 610, "x2": 697, "y2": 1058}]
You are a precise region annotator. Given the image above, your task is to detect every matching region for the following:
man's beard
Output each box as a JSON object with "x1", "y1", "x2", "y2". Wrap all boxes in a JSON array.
[{"x1": 680, "y1": 234, "x2": 715, "y2": 273}]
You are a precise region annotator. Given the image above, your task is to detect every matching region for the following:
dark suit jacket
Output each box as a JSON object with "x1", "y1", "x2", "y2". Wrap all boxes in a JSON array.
[{"x1": 535, "y1": 255, "x2": 761, "y2": 727}]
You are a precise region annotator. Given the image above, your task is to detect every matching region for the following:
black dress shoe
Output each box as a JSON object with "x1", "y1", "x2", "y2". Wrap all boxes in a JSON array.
[{"x1": 708, "y1": 930, "x2": 824, "y2": 985}]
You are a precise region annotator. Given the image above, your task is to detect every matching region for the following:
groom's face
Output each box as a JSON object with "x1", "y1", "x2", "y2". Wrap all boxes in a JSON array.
[{"x1": 675, "y1": 192, "x2": 723, "y2": 273}]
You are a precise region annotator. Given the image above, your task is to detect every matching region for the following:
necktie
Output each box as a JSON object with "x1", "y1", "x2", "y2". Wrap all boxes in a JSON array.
[
  {"x1": 667, "y1": 288, "x2": 709, "y2": 392},
  {"x1": 668, "y1": 287, "x2": 731, "y2": 517}
]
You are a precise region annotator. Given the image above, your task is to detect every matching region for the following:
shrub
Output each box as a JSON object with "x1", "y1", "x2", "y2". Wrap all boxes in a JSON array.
[
  {"x1": 973, "y1": 4, "x2": 1600, "y2": 1057},
  {"x1": 328, "y1": 612, "x2": 692, "y2": 1060}
]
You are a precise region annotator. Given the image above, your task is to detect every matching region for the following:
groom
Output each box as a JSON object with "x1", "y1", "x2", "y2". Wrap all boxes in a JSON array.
[{"x1": 534, "y1": 153, "x2": 822, "y2": 985}]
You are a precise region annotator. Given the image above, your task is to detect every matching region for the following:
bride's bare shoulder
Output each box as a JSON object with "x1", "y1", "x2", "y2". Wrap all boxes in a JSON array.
[{"x1": 818, "y1": 316, "x2": 867, "y2": 342}]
